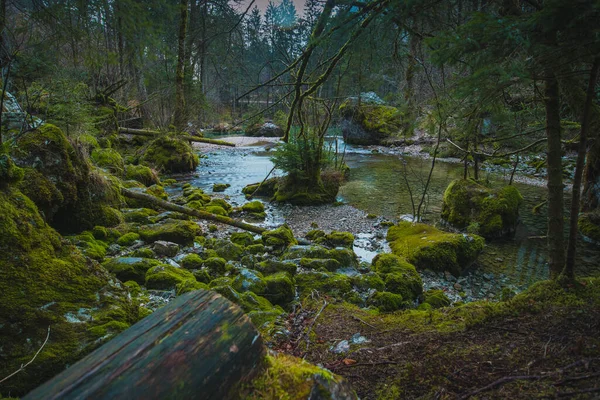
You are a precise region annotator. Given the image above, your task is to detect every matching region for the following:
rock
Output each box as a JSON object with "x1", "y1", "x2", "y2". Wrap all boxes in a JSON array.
[
  {"x1": 212, "y1": 183, "x2": 230, "y2": 192},
  {"x1": 138, "y1": 219, "x2": 202, "y2": 246},
  {"x1": 152, "y1": 240, "x2": 179, "y2": 257},
  {"x1": 232, "y1": 268, "x2": 267, "y2": 294},
  {"x1": 91, "y1": 148, "x2": 125, "y2": 175},
  {"x1": 214, "y1": 239, "x2": 244, "y2": 261},
  {"x1": 263, "y1": 272, "x2": 295, "y2": 307},
  {"x1": 103, "y1": 257, "x2": 162, "y2": 284},
  {"x1": 339, "y1": 101, "x2": 404, "y2": 145},
  {"x1": 145, "y1": 264, "x2": 196, "y2": 290},
  {"x1": 117, "y1": 232, "x2": 141, "y2": 247},
  {"x1": 441, "y1": 179, "x2": 524, "y2": 239},
  {"x1": 124, "y1": 164, "x2": 160, "y2": 187},
  {"x1": 141, "y1": 136, "x2": 199, "y2": 173},
  {"x1": 231, "y1": 231, "x2": 256, "y2": 247},
  {"x1": 368, "y1": 291, "x2": 406, "y2": 312},
  {"x1": 262, "y1": 224, "x2": 298, "y2": 248},
  {"x1": 0, "y1": 188, "x2": 138, "y2": 396},
  {"x1": 422, "y1": 289, "x2": 451, "y2": 308},
  {"x1": 242, "y1": 178, "x2": 279, "y2": 199},
  {"x1": 246, "y1": 121, "x2": 284, "y2": 137},
  {"x1": 579, "y1": 210, "x2": 600, "y2": 243},
  {"x1": 386, "y1": 221, "x2": 485, "y2": 276},
  {"x1": 454, "y1": 282, "x2": 463, "y2": 291}
]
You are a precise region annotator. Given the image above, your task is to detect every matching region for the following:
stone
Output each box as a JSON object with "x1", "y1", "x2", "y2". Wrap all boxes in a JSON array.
[{"x1": 152, "y1": 241, "x2": 180, "y2": 257}]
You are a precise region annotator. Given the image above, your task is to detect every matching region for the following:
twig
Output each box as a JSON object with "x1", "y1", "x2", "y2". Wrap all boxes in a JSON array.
[
  {"x1": 249, "y1": 166, "x2": 277, "y2": 199},
  {"x1": 554, "y1": 371, "x2": 600, "y2": 386},
  {"x1": 343, "y1": 360, "x2": 401, "y2": 368},
  {"x1": 0, "y1": 326, "x2": 51, "y2": 384},
  {"x1": 305, "y1": 300, "x2": 328, "y2": 351},
  {"x1": 351, "y1": 315, "x2": 376, "y2": 329},
  {"x1": 557, "y1": 387, "x2": 600, "y2": 397}
]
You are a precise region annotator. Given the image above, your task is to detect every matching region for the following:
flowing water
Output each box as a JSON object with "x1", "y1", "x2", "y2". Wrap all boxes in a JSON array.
[{"x1": 190, "y1": 137, "x2": 600, "y2": 291}]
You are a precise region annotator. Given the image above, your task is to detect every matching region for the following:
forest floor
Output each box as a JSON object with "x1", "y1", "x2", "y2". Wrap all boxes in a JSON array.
[{"x1": 271, "y1": 280, "x2": 600, "y2": 399}]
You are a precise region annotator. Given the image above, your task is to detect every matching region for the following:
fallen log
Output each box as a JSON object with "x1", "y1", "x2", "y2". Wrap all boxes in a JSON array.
[
  {"x1": 118, "y1": 127, "x2": 236, "y2": 147},
  {"x1": 121, "y1": 187, "x2": 266, "y2": 234},
  {"x1": 24, "y1": 290, "x2": 266, "y2": 400}
]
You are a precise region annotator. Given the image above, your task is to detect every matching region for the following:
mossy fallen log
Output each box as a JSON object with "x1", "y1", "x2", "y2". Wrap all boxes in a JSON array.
[
  {"x1": 23, "y1": 290, "x2": 266, "y2": 400},
  {"x1": 118, "y1": 127, "x2": 236, "y2": 147},
  {"x1": 121, "y1": 187, "x2": 266, "y2": 234}
]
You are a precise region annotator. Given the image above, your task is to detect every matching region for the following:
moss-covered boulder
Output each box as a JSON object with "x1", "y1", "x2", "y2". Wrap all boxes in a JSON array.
[
  {"x1": 13, "y1": 124, "x2": 123, "y2": 233},
  {"x1": 124, "y1": 164, "x2": 160, "y2": 187},
  {"x1": 204, "y1": 257, "x2": 228, "y2": 276},
  {"x1": 0, "y1": 153, "x2": 24, "y2": 188},
  {"x1": 180, "y1": 253, "x2": 204, "y2": 269},
  {"x1": 145, "y1": 264, "x2": 196, "y2": 290},
  {"x1": 212, "y1": 183, "x2": 230, "y2": 192},
  {"x1": 372, "y1": 253, "x2": 422, "y2": 302},
  {"x1": 91, "y1": 148, "x2": 125, "y2": 175},
  {"x1": 241, "y1": 200, "x2": 267, "y2": 219},
  {"x1": 263, "y1": 272, "x2": 295, "y2": 307},
  {"x1": 313, "y1": 230, "x2": 355, "y2": 248},
  {"x1": 273, "y1": 175, "x2": 340, "y2": 206},
  {"x1": 578, "y1": 211, "x2": 600, "y2": 243},
  {"x1": 339, "y1": 101, "x2": 404, "y2": 145},
  {"x1": 263, "y1": 224, "x2": 298, "y2": 248},
  {"x1": 103, "y1": 257, "x2": 161, "y2": 284},
  {"x1": 123, "y1": 208, "x2": 159, "y2": 224},
  {"x1": 141, "y1": 136, "x2": 199, "y2": 173},
  {"x1": 242, "y1": 177, "x2": 279, "y2": 199},
  {"x1": 296, "y1": 271, "x2": 353, "y2": 298},
  {"x1": 0, "y1": 188, "x2": 138, "y2": 396},
  {"x1": 242, "y1": 353, "x2": 356, "y2": 400},
  {"x1": 138, "y1": 220, "x2": 201, "y2": 245},
  {"x1": 422, "y1": 289, "x2": 451, "y2": 309},
  {"x1": 232, "y1": 268, "x2": 267, "y2": 294},
  {"x1": 116, "y1": 232, "x2": 140, "y2": 246},
  {"x1": 368, "y1": 291, "x2": 406, "y2": 312},
  {"x1": 441, "y1": 179, "x2": 524, "y2": 238},
  {"x1": 256, "y1": 259, "x2": 298, "y2": 276},
  {"x1": 387, "y1": 221, "x2": 484, "y2": 276}
]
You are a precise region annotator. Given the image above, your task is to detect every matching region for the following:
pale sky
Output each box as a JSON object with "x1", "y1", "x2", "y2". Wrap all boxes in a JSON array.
[{"x1": 240, "y1": 0, "x2": 308, "y2": 16}]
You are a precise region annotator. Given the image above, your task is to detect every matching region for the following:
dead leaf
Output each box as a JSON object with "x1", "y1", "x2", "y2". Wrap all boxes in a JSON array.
[{"x1": 342, "y1": 358, "x2": 357, "y2": 365}]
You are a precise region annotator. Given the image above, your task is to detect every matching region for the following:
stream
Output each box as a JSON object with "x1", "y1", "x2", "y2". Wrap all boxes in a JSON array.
[{"x1": 184, "y1": 136, "x2": 600, "y2": 301}]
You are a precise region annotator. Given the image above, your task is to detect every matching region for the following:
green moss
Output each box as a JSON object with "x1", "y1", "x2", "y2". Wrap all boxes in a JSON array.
[
  {"x1": 206, "y1": 198, "x2": 232, "y2": 213},
  {"x1": 92, "y1": 225, "x2": 109, "y2": 240},
  {"x1": 263, "y1": 224, "x2": 298, "y2": 248},
  {"x1": 339, "y1": 102, "x2": 404, "y2": 144},
  {"x1": 296, "y1": 272, "x2": 353, "y2": 298},
  {"x1": 423, "y1": 289, "x2": 451, "y2": 308},
  {"x1": 91, "y1": 148, "x2": 124, "y2": 175},
  {"x1": 299, "y1": 258, "x2": 341, "y2": 271},
  {"x1": 0, "y1": 187, "x2": 138, "y2": 396},
  {"x1": 387, "y1": 221, "x2": 484, "y2": 276},
  {"x1": 204, "y1": 257, "x2": 228, "y2": 275},
  {"x1": 318, "y1": 231, "x2": 355, "y2": 248},
  {"x1": 441, "y1": 179, "x2": 523, "y2": 238},
  {"x1": 116, "y1": 232, "x2": 140, "y2": 246},
  {"x1": 129, "y1": 247, "x2": 155, "y2": 258},
  {"x1": 242, "y1": 200, "x2": 265, "y2": 213},
  {"x1": 175, "y1": 279, "x2": 209, "y2": 296},
  {"x1": 180, "y1": 253, "x2": 203, "y2": 269},
  {"x1": 242, "y1": 177, "x2": 279, "y2": 198},
  {"x1": 124, "y1": 164, "x2": 160, "y2": 187},
  {"x1": 208, "y1": 224, "x2": 218, "y2": 232},
  {"x1": 214, "y1": 239, "x2": 244, "y2": 261},
  {"x1": 578, "y1": 211, "x2": 600, "y2": 243},
  {"x1": 371, "y1": 254, "x2": 423, "y2": 301},
  {"x1": 123, "y1": 208, "x2": 159, "y2": 224},
  {"x1": 232, "y1": 268, "x2": 267, "y2": 294},
  {"x1": 145, "y1": 264, "x2": 196, "y2": 290},
  {"x1": 17, "y1": 167, "x2": 62, "y2": 216},
  {"x1": 352, "y1": 273, "x2": 386, "y2": 292},
  {"x1": 369, "y1": 291, "x2": 406, "y2": 312},
  {"x1": 263, "y1": 272, "x2": 295, "y2": 307},
  {"x1": 138, "y1": 219, "x2": 202, "y2": 245},
  {"x1": 305, "y1": 229, "x2": 326, "y2": 241},
  {"x1": 0, "y1": 154, "x2": 24, "y2": 188},
  {"x1": 141, "y1": 136, "x2": 199, "y2": 173},
  {"x1": 328, "y1": 248, "x2": 359, "y2": 268},
  {"x1": 193, "y1": 269, "x2": 211, "y2": 284},
  {"x1": 123, "y1": 280, "x2": 142, "y2": 296},
  {"x1": 212, "y1": 183, "x2": 230, "y2": 192},
  {"x1": 103, "y1": 257, "x2": 161, "y2": 284},
  {"x1": 205, "y1": 205, "x2": 228, "y2": 216},
  {"x1": 231, "y1": 232, "x2": 255, "y2": 246},
  {"x1": 256, "y1": 260, "x2": 298, "y2": 276},
  {"x1": 274, "y1": 176, "x2": 338, "y2": 206},
  {"x1": 243, "y1": 354, "x2": 350, "y2": 400},
  {"x1": 72, "y1": 232, "x2": 109, "y2": 261}
]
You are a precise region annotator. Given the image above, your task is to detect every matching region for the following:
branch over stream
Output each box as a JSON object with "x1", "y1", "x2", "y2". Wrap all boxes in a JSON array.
[{"x1": 118, "y1": 127, "x2": 236, "y2": 147}]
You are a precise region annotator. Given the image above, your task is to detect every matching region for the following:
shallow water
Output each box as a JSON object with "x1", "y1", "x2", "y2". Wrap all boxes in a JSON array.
[{"x1": 190, "y1": 140, "x2": 600, "y2": 290}]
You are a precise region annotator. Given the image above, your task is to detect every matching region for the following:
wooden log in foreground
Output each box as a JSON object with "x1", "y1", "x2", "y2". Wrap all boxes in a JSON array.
[
  {"x1": 24, "y1": 290, "x2": 266, "y2": 400},
  {"x1": 122, "y1": 187, "x2": 267, "y2": 234},
  {"x1": 118, "y1": 127, "x2": 236, "y2": 147}
]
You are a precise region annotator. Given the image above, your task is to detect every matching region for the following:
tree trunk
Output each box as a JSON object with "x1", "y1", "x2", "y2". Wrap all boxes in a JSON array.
[
  {"x1": 121, "y1": 188, "x2": 265, "y2": 234},
  {"x1": 23, "y1": 290, "x2": 266, "y2": 400},
  {"x1": 173, "y1": 0, "x2": 188, "y2": 132},
  {"x1": 117, "y1": 127, "x2": 236, "y2": 146},
  {"x1": 544, "y1": 72, "x2": 565, "y2": 279},
  {"x1": 564, "y1": 58, "x2": 600, "y2": 280}
]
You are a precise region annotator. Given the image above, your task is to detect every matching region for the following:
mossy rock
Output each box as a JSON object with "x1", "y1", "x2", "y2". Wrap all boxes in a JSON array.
[
  {"x1": 203, "y1": 257, "x2": 228, "y2": 275},
  {"x1": 13, "y1": 124, "x2": 123, "y2": 233},
  {"x1": 263, "y1": 272, "x2": 295, "y2": 307},
  {"x1": 175, "y1": 279, "x2": 209, "y2": 296},
  {"x1": 141, "y1": 136, "x2": 199, "y2": 173},
  {"x1": 352, "y1": 273, "x2": 386, "y2": 292},
  {"x1": 232, "y1": 268, "x2": 267, "y2": 294},
  {"x1": 214, "y1": 239, "x2": 244, "y2": 261},
  {"x1": 314, "y1": 231, "x2": 355, "y2": 248},
  {"x1": 578, "y1": 211, "x2": 600, "y2": 243},
  {"x1": 231, "y1": 231, "x2": 255, "y2": 247},
  {"x1": 246, "y1": 243, "x2": 266, "y2": 255},
  {"x1": 123, "y1": 208, "x2": 159, "y2": 224},
  {"x1": 206, "y1": 198, "x2": 232, "y2": 213},
  {"x1": 296, "y1": 271, "x2": 353, "y2": 298},
  {"x1": 242, "y1": 353, "x2": 356, "y2": 400},
  {"x1": 273, "y1": 176, "x2": 339, "y2": 206},
  {"x1": 0, "y1": 153, "x2": 24, "y2": 188},
  {"x1": 423, "y1": 289, "x2": 451, "y2": 309},
  {"x1": 242, "y1": 200, "x2": 265, "y2": 213},
  {"x1": 145, "y1": 264, "x2": 196, "y2": 290},
  {"x1": 180, "y1": 253, "x2": 204, "y2": 269},
  {"x1": 339, "y1": 101, "x2": 404, "y2": 145},
  {"x1": 372, "y1": 253, "x2": 423, "y2": 301},
  {"x1": 204, "y1": 205, "x2": 228, "y2": 216},
  {"x1": 368, "y1": 291, "x2": 406, "y2": 312},
  {"x1": 212, "y1": 183, "x2": 230, "y2": 192},
  {"x1": 138, "y1": 219, "x2": 202, "y2": 245},
  {"x1": 305, "y1": 229, "x2": 326, "y2": 241},
  {"x1": 387, "y1": 221, "x2": 484, "y2": 276},
  {"x1": 441, "y1": 179, "x2": 523, "y2": 238},
  {"x1": 103, "y1": 257, "x2": 162, "y2": 284},
  {"x1": 0, "y1": 188, "x2": 138, "y2": 396},
  {"x1": 193, "y1": 269, "x2": 211, "y2": 284},
  {"x1": 242, "y1": 177, "x2": 279, "y2": 198},
  {"x1": 256, "y1": 259, "x2": 298, "y2": 276},
  {"x1": 116, "y1": 232, "x2": 140, "y2": 247},
  {"x1": 91, "y1": 148, "x2": 125, "y2": 175},
  {"x1": 124, "y1": 164, "x2": 160, "y2": 187},
  {"x1": 299, "y1": 258, "x2": 341, "y2": 272},
  {"x1": 262, "y1": 224, "x2": 297, "y2": 248}
]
